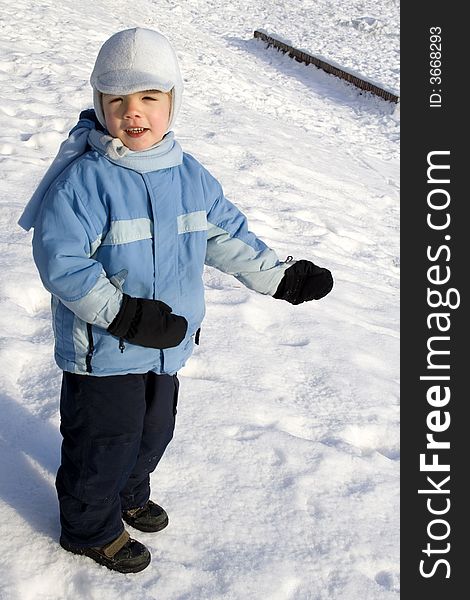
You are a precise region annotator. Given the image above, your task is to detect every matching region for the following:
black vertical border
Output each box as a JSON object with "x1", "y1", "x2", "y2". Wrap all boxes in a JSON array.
[{"x1": 401, "y1": 3, "x2": 466, "y2": 598}]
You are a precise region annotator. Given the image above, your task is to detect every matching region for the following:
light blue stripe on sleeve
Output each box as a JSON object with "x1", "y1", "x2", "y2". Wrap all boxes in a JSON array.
[
  {"x1": 61, "y1": 270, "x2": 123, "y2": 328},
  {"x1": 205, "y1": 223, "x2": 290, "y2": 295}
]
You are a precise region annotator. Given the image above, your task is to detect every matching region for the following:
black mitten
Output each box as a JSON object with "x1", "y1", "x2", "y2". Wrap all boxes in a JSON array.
[
  {"x1": 108, "y1": 294, "x2": 188, "y2": 349},
  {"x1": 273, "y1": 260, "x2": 333, "y2": 305}
]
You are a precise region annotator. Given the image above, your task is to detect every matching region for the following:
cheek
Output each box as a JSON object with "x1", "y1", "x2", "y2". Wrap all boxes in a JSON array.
[
  {"x1": 103, "y1": 107, "x2": 119, "y2": 129},
  {"x1": 153, "y1": 108, "x2": 171, "y2": 129},
  {"x1": 164, "y1": 96, "x2": 172, "y2": 123},
  {"x1": 104, "y1": 116, "x2": 121, "y2": 138},
  {"x1": 103, "y1": 106, "x2": 112, "y2": 125}
]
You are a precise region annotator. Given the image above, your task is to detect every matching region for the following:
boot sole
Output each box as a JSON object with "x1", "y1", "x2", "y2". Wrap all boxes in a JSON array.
[{"x1": 60, "y1": 540, "x2": 151, "y2": 573}]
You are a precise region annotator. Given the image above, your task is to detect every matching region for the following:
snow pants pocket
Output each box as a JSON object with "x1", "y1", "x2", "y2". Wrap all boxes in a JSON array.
[{"x1": 81, "y1": 433, "x2": 141, "y2": 504}]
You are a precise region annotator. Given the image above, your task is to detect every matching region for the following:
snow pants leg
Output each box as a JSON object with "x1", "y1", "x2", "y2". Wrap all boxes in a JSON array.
[{"x1": 56, "y1": 371, "x2": 179, "y2": 547}]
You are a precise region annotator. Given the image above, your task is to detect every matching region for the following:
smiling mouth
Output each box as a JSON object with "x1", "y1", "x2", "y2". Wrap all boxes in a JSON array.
[{"x1": 125, "y1": 127, "x2": 148, "y2": 137}]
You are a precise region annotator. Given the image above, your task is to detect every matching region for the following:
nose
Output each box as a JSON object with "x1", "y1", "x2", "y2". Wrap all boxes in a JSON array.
[{"x1": 123, "y1": 97, "x2": 142, "y2": 119}]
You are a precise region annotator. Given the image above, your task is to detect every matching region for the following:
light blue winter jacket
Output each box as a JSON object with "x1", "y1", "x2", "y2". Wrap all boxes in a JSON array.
[{"x1": 29, "y1": 120, "x2": 289, "y2": 375}]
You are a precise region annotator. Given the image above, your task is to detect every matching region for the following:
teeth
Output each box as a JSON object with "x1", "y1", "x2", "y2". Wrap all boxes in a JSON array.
[{"x1": 126, "y1": 128, "x2": 145, "y2": 133}]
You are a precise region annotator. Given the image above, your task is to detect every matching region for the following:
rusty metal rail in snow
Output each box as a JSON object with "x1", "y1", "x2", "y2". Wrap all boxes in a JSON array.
[{"x1": 253, "y1": 30, "x2": 399, "y2": 104}]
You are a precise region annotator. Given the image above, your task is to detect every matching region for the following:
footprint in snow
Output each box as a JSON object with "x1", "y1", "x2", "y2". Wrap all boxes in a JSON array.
[
  {"x1": 321, "y1": 424, "x2": 399, "y2": 461},
  {"x1": 375, "y1": 570, "x2": 400, "y2": 593}
]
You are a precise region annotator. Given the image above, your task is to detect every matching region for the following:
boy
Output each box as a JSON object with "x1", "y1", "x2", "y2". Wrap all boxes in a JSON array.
[{"x1": 20, "y1": 28, "x2": 333, "y2": 573}]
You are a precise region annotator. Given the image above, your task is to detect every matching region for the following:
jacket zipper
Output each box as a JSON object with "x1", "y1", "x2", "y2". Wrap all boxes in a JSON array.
[{"x1": 85, "y1": 323, "x2": 94, "y2": 373}]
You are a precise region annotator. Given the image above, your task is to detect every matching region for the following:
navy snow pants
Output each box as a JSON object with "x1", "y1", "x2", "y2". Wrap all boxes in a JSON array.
[{"x1": 56, "y1": 370, "x2": 179, "y2": 547}]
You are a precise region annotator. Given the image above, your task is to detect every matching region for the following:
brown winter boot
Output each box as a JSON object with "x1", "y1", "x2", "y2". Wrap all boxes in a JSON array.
[
  {"x1": 122, "y1": 500, "x2": 169, "y2": 533},
  {"x1": 60, "y1": 529, "x2": 151, "y2": 573}
]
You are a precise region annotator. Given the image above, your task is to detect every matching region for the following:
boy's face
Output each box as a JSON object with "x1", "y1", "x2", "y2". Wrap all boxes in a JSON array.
[{"x1": 102, "y1": 90, "x2": 171, "y2": 150}]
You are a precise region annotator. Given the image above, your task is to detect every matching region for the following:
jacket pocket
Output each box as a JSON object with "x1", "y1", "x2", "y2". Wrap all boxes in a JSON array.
[{"x1": 85, "y1": 323, "x2": 94, "y2": 373}]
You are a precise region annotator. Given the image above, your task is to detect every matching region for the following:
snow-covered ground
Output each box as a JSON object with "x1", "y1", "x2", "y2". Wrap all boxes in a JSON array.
[{"x1": 0, "y1": 0, "x2": 399, "y2": 598}]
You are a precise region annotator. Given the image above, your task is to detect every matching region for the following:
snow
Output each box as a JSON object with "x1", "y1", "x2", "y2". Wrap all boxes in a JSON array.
[{"x1": 0, "y1": 0, "x2": 399, "y2": 598}]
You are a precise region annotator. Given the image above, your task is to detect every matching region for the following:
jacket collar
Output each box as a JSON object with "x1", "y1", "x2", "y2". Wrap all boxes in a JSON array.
[{"x1": 87, "y1": 129, "x2": 182, "y2": 173}]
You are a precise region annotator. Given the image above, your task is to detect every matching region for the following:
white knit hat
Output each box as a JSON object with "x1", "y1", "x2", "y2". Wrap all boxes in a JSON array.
[{"x1": 90, "y1": 28, "x2": 183, "y2": 132}]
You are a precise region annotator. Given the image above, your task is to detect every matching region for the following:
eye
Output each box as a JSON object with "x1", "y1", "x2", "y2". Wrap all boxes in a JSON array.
[
  {"x1": 106, "y1": 97, "x2": 122, "y2": 105},
  {"x1": 143, "y1": 95, "x2": 159, "y2": 101}
]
